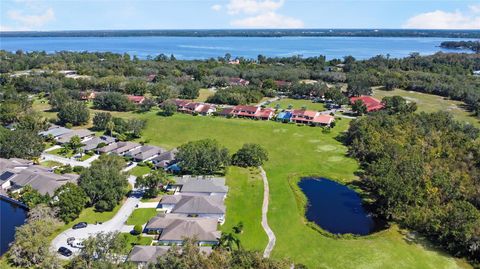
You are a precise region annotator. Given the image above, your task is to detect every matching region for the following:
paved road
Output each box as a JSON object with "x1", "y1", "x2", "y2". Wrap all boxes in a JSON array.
[
  {"x1": 52, "y1": 181, "x2": 142, "y2": 259},
  {"x1": 259, "y1": 166, "x2": 276, "y2": 258}
]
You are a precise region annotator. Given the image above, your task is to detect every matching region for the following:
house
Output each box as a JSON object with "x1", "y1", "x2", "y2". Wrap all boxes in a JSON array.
[
  {"x1": 168, "y1": 176, "x2": 228, "y2": 197},
  {"x1": 228, "y1": 59, "x2": 240, "y2": 65},
  {"x1": 127, "y1": 95, "x2": 146, "y2": 104},
  {"x1": 144, "y1": 215, "x2": 220, "y2": 245},
  {"x1": 97, "y1": 141, "x2": 141, "y2": 155},
  {"x1": 228, "y1": 77, "x2": 249, "y2": 86},
  {"x1": 0, "y1": 158, "x2": 79, "y2": 196},
  {"x1": 125, "y1": 145, "x2": 165, "y2": 162},
  {"x1": 79, "y1": 91, "x2": 96, "y2": 101},
  {"x1": 350, "y1": 96, "x2": 384, "y2": 112},
  {"x1": 276, "y1": 111, "x2": 293, "y2": 122},
  {"x1": 173, "y1": 99, "x2": 216, "y2": 116},
  {"x1": 231, "y1": 105, "x2": 260, "y2": 118},
  {"x1": 56, "y1": 129, "x2": 94, "y2": 144},
  {"x1": 217, "y1": 107, "x2": 234, "y2": 117},
  {"x1": 128, "y1": 245, "x2": 212, "y2": 267},
  {"x1": 128, "y1": 246, "x2": 170, "y2": 267},
  {"x1": 291, "y1": 109, "x2": 320, "y2": 124},
  {"x1": 151, "y1": 150, "x2": 177, "y2": 169},
  {"x1": 255, "y1": 108, "x2": 275, "y2": 120},
  {"x1": 81, "y1": 135, "x2": 116, "y2": 152},
  {"x1": 158, "y1": 195, "x2": 225, "y2": 223},
  {"x1": 312, "y1": 114, "x2": 335, "y2": 126},
  {"x1": 473, "y1": 70, "x2": 480, "y2": 76},
  {"x1": 39, "y1": 125, "x2": 72, "y2": 138}
]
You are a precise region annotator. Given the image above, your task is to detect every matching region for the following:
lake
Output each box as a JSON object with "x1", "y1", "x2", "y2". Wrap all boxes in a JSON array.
[
  {"x1": 0, "y1": 36, "x2": 475, "y2": 60},
  {"x1": 298, "y1": 178, "x2": 382, "y2": 235},
  {"x1": 0, "y1": 198, "x2": 27, "y2": 256}
]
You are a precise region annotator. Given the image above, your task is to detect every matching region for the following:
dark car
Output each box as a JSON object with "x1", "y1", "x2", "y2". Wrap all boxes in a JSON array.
[
  {"x1": 72, "y1": 222, "x2": 87, "y2": 229},
  {"x1": 58, "y1": 247, "x2": 72, "y2": 257}
]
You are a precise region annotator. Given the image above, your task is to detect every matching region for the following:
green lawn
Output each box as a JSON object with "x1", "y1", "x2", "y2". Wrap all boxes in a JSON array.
[
  {"x1": 130, "y1": 166, "x2": 151, "y2": 177},
  {"x1": 40, "y1": 160, "x2": 63, "y2": 168},
  {"x1": 120, "y1": 233, "x2": 153, "y2": 252},
  {"x1": 121, "y1": 112, "x2": 467, "y2": 268},
  {"x1": 373, "y1": 88, "x2": 480, "y2": 128},
  {"x1": 267, "y1": 98, "x2": 326, "y2": 111},
  {"x1": 78, "y1": 153, "x2": 94, "y2": 161},
  {"x1": 221, "y1": 166, "x2": 268, "y2": 251},
  {"x1": 195, "y1": 88, "x2": 215, "y2": 102},
  {"x1": 48, "y1": 148, "x2": 75, "y2": 158},
  {"x1": 126, "y1": 208, "x2": 158, "y2": 226},
  {"x1": 48, "y1": 200, "x2": 125, "y2": 241}
]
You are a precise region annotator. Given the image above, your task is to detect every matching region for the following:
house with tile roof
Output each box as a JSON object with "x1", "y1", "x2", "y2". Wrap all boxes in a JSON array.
[{"x1": 350, "y1": 96, "x2": 384, "y2": 112}]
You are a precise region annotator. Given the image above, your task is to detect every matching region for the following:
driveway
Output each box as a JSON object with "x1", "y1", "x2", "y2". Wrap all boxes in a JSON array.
[
  {"x1": 51, "y1": 186, "x2": 142, "y2": 258},
  {"x1": 41, "y1": 153, "x2": 94, "y2": 167}
]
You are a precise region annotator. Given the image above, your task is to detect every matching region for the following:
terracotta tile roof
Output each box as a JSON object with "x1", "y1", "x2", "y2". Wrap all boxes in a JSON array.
[
  {"x1": 312, "y1": 114, "x2": 335, "y2": 125},
  {"x1": 350, "y1": 96, "x2": 384, "y2": 112}
]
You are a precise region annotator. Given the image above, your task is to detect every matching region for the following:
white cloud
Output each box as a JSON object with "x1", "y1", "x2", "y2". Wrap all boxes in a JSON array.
[
  {"x1": 211, "y1": 4, "x2": 222, "y2": 12},
  {"x1": 403, "y1": 9, "x2": 480, "y2": 29},
  {"x1": 227, "y1": 0, "x2": 284, "y2": 15},
  {"x1": 8, "y1": 8, "x2": 55, "y2": 28},
  {"x1": 231, "y1": 11, "x2": 304, "y2": 28}
]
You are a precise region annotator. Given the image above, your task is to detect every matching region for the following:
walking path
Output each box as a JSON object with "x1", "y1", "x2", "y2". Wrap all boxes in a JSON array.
[{"x1": 259, "y1": 166, "x2": 276, "y2": 258}]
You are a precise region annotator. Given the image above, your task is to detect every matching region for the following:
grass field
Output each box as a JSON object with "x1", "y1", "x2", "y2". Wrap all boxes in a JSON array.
[
  {"x1": 195, "y1": 88, "x2": 215, "y2": 102},
  {"x1": 126, "y1": 208, "x2": 158, "y2": 226},
  {"x1": 130, "y1": 166, "x2": 151, "y2": 177},
  {"x1": 221, "y1": 166, "x2": 268, "y2": 251},
  {"x1": 119, "y1": 112, "x2": 468, "y2": 268},
  {"x1": 120, "y1": 233, "x2": 153, "y2": 252},
  {"x1": 267, "y1": 98, "x2": 326, "y2": 111},
  {"x1": 373, "y1": 88, "x2": 479, "y2": 127},
  {"x1": 40, "y1": 160, "x2": 63, "y2": 168}
]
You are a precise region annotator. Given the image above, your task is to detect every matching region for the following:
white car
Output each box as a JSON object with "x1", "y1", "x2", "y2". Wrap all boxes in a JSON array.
[{"x1": 69, "y1": 239, "x2": 85, "y2": 249}]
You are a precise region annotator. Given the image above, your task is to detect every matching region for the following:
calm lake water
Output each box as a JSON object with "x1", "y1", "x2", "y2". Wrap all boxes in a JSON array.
[
  {"x1": 298, "y1": 178, "x2": 382, "y2": 235},
  {"x1": 0, "y1": 198, "x2": 27, "y2": 256},
  {"x1": 0, "y1": 36, "x2": 475, "y2": 60}
]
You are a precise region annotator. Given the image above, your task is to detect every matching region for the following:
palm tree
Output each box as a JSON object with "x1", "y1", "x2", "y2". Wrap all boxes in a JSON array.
[
  {"x1": 106, "y1": 120, "x2": 115, "y2": 137},
  {"x1": 69, "y1": 135, "x2": 84, "y2": 157},
  {"x1": 218, "y1": 232, "x2": 241, "y2": 251}
]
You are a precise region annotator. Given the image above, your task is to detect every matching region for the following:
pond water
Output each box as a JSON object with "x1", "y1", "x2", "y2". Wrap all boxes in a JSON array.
[
  {"x1": 298, "y1": 178, "x2": 382, "y2": 235},
  {"x1": 0, "y1": 198, "x2": 27, "y2": 256}
]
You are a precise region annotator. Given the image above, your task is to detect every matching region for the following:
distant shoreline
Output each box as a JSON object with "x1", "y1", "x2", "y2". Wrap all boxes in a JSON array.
[{"x1": 1, "y1": 29, "x2": 480, "y2": 38}]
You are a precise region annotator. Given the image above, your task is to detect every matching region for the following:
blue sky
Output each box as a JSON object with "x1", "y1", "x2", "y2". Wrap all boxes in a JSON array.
[{"x1": 1, "y1": 0, "x2": 479, "y2": 31}]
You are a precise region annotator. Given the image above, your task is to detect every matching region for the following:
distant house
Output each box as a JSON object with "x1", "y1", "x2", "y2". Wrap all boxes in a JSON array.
[
  {"x1": 146, "y1": 74, "x2": 157, "y2": 82},
  {"x1": 228, "y1": 77, "x2": 249, "y2": 86},
  {"x1": 276, "y1": 111, "x2": 293, "y2": 122},
  {"x1": 168, "y1": 176, "x2": 228, "y2": 197},
  {"x1": 274, "y1": 80, "x2": 292, "y2": 90},
  {"x1": 228, "y1": 59, "x2": 240, "y2": 65},
  {"x1": 81, "y1": 135, "x2": 116, "y2": 152},
  {"x1": 97, "y1": 141, "x2": 141, "y2": 155},
  {"x1": 349, "y1": 96, "x2": 384, "y2": 112},
  {"x1": 158, "y1": 195, "x2": 226, "y2": 223},
  {"x1": 291, "y1": 109, "x2": 320, "y2": 124},
  {"x1": 127, "y1": 95, "x2": 146, "y2": 104},
  {"x1": 473, "y1": 70, "x2": 480, "y2": 76},
  {"x1": 125, "y1": 145, "x2": 165, "y2": 162},
  {"x1": 39, "y1": 125, "x2": 72, "y2": 138},
  {"x1": 56, "y1": 129, "x2": 94, "y2": 144},
  {"x1": 217, "y1": 107, "x2": 234, "y2": 117},
  {"x1": 172, "y1": 99, "x2": 216, "y2": 116},
  {"x1": 144, "y1": 215, "x2": 220, "y2": 245},
  {"x1": 0, "y1": 158, "x2": 79, "y2": 196},
  {"x1": 231, "y1": 105, "x2": 260, "y2": 118},
  {"x1": 312, "y1": 114, "x2": 335, "y2": 126},
  {"x1": 255, "y1": 108, "x2": 275, "y2": 120},
  {"x1": 151, "y1": 149, "x2": 177, "y2": 169},
  {"x1": 79, "y1": 91, "x2": 96, "y2": 101}
]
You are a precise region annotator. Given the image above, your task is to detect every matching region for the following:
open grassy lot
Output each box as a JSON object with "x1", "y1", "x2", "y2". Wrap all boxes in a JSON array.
[
  {"x1": 40, "y1": 160, "x2": 63, "y2": 168},
  {"x1": 267, "y1": 98, "x2": 326, "y2": 111},
  {"x1": 126, "y1": 208, "x2": 158, "y2": 226},
  {"x1": 121, "y1": 112, "x2": 467, "y2": 268},
  {"x1": 48, "y1": 147, "x2": 75, "y2": 158},
  {"x1": 373, "y1": 88, "x2": 479, "y2": 127},
  {"x1": 195, "y1": 88, "x2": 215, "y2": 102},
  {"x1": 130, "y1": 165, "x2": 151, "y2": 177},
  {"x1": 120, "y1": 233, "x2": 153, "y2": 252},
  {"x1": 221, "y1": 166, "x2": 268, "y2": 251}
]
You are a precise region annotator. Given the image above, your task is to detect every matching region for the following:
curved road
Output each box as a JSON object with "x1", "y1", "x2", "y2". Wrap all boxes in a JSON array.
[{"x1": 259, "y1": 166, "x2": 276, "y2": 258}]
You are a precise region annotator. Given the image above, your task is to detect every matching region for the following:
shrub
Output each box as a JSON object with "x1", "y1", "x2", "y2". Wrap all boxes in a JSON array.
[{"x1": 133, "y1": 224, "x2": 143, "y2": 235}]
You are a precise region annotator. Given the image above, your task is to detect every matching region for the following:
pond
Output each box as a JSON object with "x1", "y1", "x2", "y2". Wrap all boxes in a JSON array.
[
  {"x1": 298, "y1": 178, "x2": 383, "y2": 235},
  {"x1": 0, "y1": 198, "x2": 27, "y2": 256}
]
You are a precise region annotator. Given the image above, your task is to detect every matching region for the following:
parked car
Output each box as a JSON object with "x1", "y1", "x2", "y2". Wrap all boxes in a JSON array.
[
  {"x1": 72, "y1": 222, "x2": 87, "y2": 229},
  {"x1": 58, "y1": 247, "x2": 73, "y2": 257},
  {"x1": 67, "y1": 237, "x2": 75, "y2": 245},
  {"x1": 70, "y1": 239, "x2": 84, "y2": 249}
]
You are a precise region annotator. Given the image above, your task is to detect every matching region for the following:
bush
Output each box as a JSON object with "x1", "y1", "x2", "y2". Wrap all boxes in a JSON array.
[
  {"x1": 232, "y1": 143, "x2": 269, "y2": 167},
  {"x1": 133, "y1": 224, "x2": 143, "y2": 235}
]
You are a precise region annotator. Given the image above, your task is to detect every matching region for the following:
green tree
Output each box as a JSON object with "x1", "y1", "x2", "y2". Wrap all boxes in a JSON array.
[
  {"x1": 69, "y1": 135, "x2": 85, "y2": 156},
  {"x1": 78, "y1": 155, "x2": 128, "y2": 212},
  {"x1": 58, "y1": 101, "x2": 90, "y2": 126},
  {"x1": 92, "y1": 112, "x2": 112, "y2": 131},
  {"x1": 52, "y1": 182, "x2": 88, "y2": 223},
  {"x1": 179, "y1": 81, "x2": 200, "y2": 99},
  {"x1": 0, "y1": 129, "x2": 44, "y2": 159},
  {"x1": 48, "y1": 89, "x2": 71, "y2": 111},
  {"x1": 176, "y1": 139, "x2": 230, "y2": 175},
  {"x1": 351, "y1": 99, "x2": 367, "y2": 115},
  {"x1": 160, "y1": 100, "x2": 177, "y2": 116},
  {"x1": 106, "y1": 120, "x2": 115, "y2": 136},
  {"x1": 125, "y1": 79, "x2": 147, "y2": 95},
  {"x1": 135, "y1": 170, "x2": 171, "y2": 198},
  {"x1": 382, "y1": 96, "x2": 417, "y2": 114},
  {"x1": 17, "y1": 185, "x2": 50, "y2": 208},
  {"x1": 232, "y1": 143, "x2": 269, "y2": 167}
]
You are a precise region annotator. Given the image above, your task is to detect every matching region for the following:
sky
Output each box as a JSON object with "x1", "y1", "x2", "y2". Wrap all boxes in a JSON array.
[{"x1": 1, "y1": 0, "x2": 479, "y2": 31}]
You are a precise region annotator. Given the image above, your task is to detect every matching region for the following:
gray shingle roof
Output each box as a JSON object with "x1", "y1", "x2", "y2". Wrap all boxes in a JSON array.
[
  {"x1": 81, "y1": 135, "x2": 116, "y2": 151},
  {"x1": 97, "y1": 141, "x2": 140, "y2": 154},
  {"x1": 128, "y1": 246, "x2": 169, "y2": 263},
  {"x1": 145, "y1": 216, "x2": 220, "y2": 242},
  {"x1": 126, "y1": 145, "x2": 165, "y2": 161},
  {"x1": 56, "y1": 129, "x2": 94, "y2": 144},
  {"x1": 160, "y1": 195, "x2": 225, "y2": 215},
  {"x1": 173, "y1": 176, "x2": 228, "y2": 194},
  {"x1": 39, "y1": 127, "x2": 72, "y2": 137}
]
